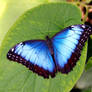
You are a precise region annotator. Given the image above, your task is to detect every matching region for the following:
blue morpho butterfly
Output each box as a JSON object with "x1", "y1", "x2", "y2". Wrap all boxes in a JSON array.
[{"x1": 7, "y1": 24, "x2": 92, "y2": 78}]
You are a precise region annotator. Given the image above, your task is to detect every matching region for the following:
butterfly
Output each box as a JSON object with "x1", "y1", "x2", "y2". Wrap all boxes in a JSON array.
[{"x1": 7, "y1": 24, "x2": 92, "y2": 78}]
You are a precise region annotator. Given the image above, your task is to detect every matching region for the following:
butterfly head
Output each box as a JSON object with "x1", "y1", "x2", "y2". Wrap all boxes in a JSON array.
[{"x1": 46, "y1": 36, "x2": 50, "y2": 40}]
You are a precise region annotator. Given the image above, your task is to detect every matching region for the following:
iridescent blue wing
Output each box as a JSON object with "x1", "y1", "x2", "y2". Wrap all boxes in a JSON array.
[
  {"x1": 7, "y1": 40, "x2": 56, "y2": 78},
  {"x1": 52, "y1": 24, "x2": 92, "y2": 73}
]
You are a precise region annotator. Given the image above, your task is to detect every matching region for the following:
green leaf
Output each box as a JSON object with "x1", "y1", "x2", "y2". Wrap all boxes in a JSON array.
[
  {"x1": 87, "y1": 36, "x2": 92, "y2": 59},
  {"x1": 86, "y1": 57, "x2": 92, "y2": 70},
  {"x1": 0, "y1": 3, "x2": 87, "y2": 92}
]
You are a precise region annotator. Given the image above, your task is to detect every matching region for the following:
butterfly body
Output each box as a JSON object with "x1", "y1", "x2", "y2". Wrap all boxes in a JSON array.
[
  {"x1": 7, "y1": 24, "x2": 92, "y2": 78},
  {"x1": 46, "y1": 36, "x2": 54, "y2": 55}
]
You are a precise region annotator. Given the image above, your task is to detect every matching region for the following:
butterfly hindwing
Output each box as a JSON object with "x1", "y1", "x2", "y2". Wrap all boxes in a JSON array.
[
  {"x1": 7, "y1": 40, "x2": 56, "y2": 78},
  {"x1": 52, "y1": 24, "x2": 92, "y2": 73}
]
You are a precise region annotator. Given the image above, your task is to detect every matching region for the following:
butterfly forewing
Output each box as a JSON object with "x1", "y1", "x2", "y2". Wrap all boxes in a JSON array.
[{"x1": 52, "y1": 25, "x2": 92, "y2": 73}]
